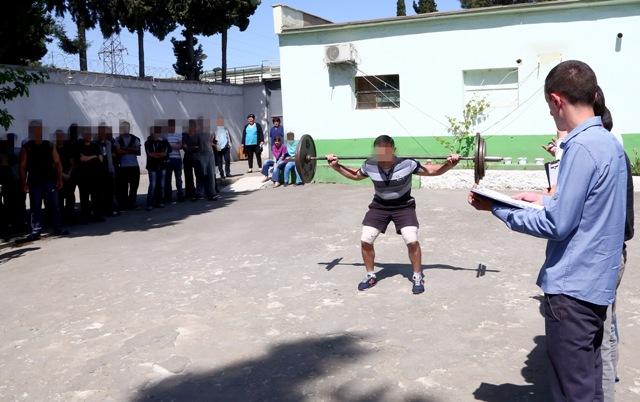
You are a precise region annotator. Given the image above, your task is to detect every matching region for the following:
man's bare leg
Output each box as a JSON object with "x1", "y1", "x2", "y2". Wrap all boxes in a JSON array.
[
  {"x1": 407, "y1": 241, "x2": 422, "y2": 274},
  {"x1": 361, "y1": 241, "x2": 375, "y2": 273},
  {"x1": 407, "y1": 241, "x2": 425, "y2": 294}
]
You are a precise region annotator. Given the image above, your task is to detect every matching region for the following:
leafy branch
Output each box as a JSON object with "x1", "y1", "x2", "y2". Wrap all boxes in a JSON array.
[
  {"x1": 0, "y1": 67, "x2": 49, "y2": 130},
  {"x1": 436, "y1": 96, "x2": 490, "y2": 157},
  {"x1": 631, "y1": 149, "x2": 640, "y2": 176}
]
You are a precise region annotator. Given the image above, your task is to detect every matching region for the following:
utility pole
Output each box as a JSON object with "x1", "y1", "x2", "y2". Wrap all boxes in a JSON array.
[{"x1": 99, "y1": 35, "x2": 127, "y2": 75}]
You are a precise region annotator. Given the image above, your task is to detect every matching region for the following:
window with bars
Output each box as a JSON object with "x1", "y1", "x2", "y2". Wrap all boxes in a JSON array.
[{"x1": 355, "y1": 75, "x2": 400, "y2": 109}]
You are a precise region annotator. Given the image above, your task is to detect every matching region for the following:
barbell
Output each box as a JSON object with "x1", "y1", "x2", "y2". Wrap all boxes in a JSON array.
[{"x1": 292, "y1": 133, "x2": 502, "y2": 184}]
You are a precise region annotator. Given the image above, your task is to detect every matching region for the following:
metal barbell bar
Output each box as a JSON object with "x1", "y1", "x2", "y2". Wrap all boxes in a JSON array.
[{"x1": 293, "y1": 133, "x2": 502, "y2": 184}]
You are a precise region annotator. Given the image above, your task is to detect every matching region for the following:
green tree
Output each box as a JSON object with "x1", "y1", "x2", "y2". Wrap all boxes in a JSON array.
[
  {"x1": 200, "y1": 0, "x2": 261, "y2": 83},
  {"x1": 168, "y1": 0, "x2": 210, "y2": 80},
  {"x1": 169, "y1": 0, "x2": 260, "y2": 82},
  {"x1": 460, "y1": 0, "x2": 541, "y2": 9},
  {"x1": 397, "y1": 0, "x2": 406, "y2": 16},
  {"x1": 436, "y1": 97, "x2": 490, "y2": 156},
  {"x1": 171, "y1": 30, "x2": 204, "y2": 80},
  {"x1": 0, "y1": 67, "x2": 48, "y2": 130},
  {"x1": 47, "y1": 0, "x2": 115, "y2": 71},
  {"x1": 99, "y1": 0, "x2": 176, "y2": 78},
  {"x1": 0, "y1": 1, "x2": 56, "y2": 66},
  {"x1": 413, "y1": 0, "x2": 437, "y2": 13}
]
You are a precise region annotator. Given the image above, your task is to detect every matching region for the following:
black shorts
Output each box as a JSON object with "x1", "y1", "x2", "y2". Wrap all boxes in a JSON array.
[{"x1": 362, "y1": 201, "x2": 419, "y2": 234}]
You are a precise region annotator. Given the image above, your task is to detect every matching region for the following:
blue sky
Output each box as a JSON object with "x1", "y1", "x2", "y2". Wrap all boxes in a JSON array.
[{"x1": 45, "y1": 1, "x2": 462, "y2": 75}]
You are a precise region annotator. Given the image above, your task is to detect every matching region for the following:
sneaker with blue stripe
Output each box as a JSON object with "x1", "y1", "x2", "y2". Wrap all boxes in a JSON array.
[
  {"x1": 358, "y1": 273, "x2": 377, "y2": 291},
  {"x1": 412, "y1": 273, "x2": 425, "y2": 294}
]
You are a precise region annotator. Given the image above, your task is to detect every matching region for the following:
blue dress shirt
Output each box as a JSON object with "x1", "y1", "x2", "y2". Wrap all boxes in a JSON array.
[{"x1": 492, "y1": 116, "x2": 626, "y2": 306}]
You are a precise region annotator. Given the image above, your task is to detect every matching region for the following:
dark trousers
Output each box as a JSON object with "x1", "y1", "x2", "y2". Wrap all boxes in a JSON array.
[
  {"x1": 244, "y1": 144, "x2": 262, "y2": 169},
  {"x1": 101, "y1": 171, "x2": 116, "y2": 215},
  {"x1": 116, "y1": 166, "x2": 140, "y2": 210},
  {"x1": 215, "y1": 147, "x2": 231, "y2": 177},
  {"x1": 58, "y1": 176, "x2": 76, "y2": 223},
  {"x1": 183, "y1": 157, "x2": 203, "y2": 198},
  {"x1": 28, "y1": 180, "x2": 61, "y2": 234},
  {"x1": 163, "y1": 158, "x2": 183, "y2": 202},
  {"x1": 78, "y1": 174, "x2": 102, "y2": 221},
  {"x1": 545, "y1": 293, "x2": 607, "y2": 402},
  {"x1": 0, "y1": 167, "x2": 27, "y2": 227}
]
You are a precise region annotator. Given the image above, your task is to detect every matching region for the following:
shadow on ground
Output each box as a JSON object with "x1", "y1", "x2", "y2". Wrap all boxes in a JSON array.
[
  {"x1": 473, "y1": 295, "x2": 550, "y2": 401},
  {"x1": 2, "y1": 188, "x2": 250, "y2": 247},
  {"x1": 0, "y1": 246, "x2": 40, "y2": 265},
  {"x1": 320, "y1": 258, "x2": 500, "y2": 282},
  {"x1": 130, "y1": 334, "x2": 438, "y2": 402}
]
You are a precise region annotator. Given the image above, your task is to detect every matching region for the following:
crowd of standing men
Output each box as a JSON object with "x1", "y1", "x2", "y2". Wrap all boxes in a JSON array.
[{"x1": 0, "y1": 117, "x2": 231, "y2": 241}]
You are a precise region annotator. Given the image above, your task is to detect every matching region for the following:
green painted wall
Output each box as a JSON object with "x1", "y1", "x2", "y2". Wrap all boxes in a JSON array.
[{"x1": 311, "y1": 133, "x2": 640, "y2": 184}]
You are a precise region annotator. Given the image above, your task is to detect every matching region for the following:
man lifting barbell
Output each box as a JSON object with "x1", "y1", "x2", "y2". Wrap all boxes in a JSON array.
[{"x1": 326, "y1": 135, "x2": 460, "y2": 294}]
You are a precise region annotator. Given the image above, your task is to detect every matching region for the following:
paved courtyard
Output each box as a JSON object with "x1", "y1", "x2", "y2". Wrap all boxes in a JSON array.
[{"x1": 1, "y1": 166, "x2": 639, "y2": 401}]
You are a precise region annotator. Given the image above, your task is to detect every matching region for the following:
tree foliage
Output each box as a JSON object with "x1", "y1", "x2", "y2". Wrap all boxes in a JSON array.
[
  {"x1": 46, "y1": 0, "x2": 106, "y2": 71},
  {"x1": 0, "y1": 1, "x2": 56, "y2": 66},
  {"x1": 413, "y1": 0, "x2": 437, "y2": 13},
  {"x1": 168, "y1": 0, "x2": 260, "y2": 82},
  {"x1": 436, "y1": 97, "x2": 490, "y2": 156},
  {"x1": 0, "y1": 67, "x2": 49, "y2": 130},
  {"x1": 99, "y1": 0, "x2": 176, "y2": 77},
  {"x1": 397, "y1": 0, "x2": 407, "y2": 16},
  {"x1": 208, "y1": 0, "x2": 261, "y2": 82},
  {"x1": 171, "y1": 30, "x2": 204, "y2": 80},
  {"x1": 460, "y1": 0, "x2": 541, "y2": 9},
  {"x1": 52, "y1": 22, "x2": 90, "y2": 55}
]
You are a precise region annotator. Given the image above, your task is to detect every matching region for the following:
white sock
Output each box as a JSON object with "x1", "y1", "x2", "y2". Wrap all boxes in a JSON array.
[
  {"x1": 413, "y1": 272, "x2": 423, "y2": 279},
  {"x1": 366, "y1": 272, "x2": 376, "y2": 278}
]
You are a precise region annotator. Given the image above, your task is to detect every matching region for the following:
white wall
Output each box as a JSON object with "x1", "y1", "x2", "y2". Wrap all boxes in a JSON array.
[
  {"x1": 1, "y1": 69, "x2": 271, "y2": 162},
  {"x1": 277, "y1": 1, "x2": 640, "y2": 140}
]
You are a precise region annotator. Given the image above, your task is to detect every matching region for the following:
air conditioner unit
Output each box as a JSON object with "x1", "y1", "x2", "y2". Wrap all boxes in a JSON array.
[{"x1": 324, "y1": 43, "x2": 356, "y2": 65}]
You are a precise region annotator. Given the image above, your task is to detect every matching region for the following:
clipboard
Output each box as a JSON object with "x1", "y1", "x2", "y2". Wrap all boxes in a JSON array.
[
  {"x1": 545, "y1": 160, "x2": 560, "y2": 188},
  {"x1": 471, "y1": 188, "x2": 544, "y2": 210}
]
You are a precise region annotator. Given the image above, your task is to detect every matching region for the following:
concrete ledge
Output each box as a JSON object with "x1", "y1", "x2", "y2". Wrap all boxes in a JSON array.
[{"x1": 421, "y1": 169, "x2": 640, "y2": 192}]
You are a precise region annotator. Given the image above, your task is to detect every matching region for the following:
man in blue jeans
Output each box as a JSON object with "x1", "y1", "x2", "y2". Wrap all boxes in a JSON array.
[
  {"x1": 19, "y1": 121, "x2": 69, "y2": 240},
  {"x1": 469, "y1": 60, "x2": 627, "y2": 401},
  {"x1": 144, "y1": 126, "x2": 171, "y2": 211},
  {"x1": 163, "y1": 119, "x2": 184, "y2": 203}
]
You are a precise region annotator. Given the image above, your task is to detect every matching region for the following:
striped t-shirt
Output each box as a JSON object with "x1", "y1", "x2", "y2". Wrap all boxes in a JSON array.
[{"x1": 359, "y1": 157, "x2": 423, "y2": 207}]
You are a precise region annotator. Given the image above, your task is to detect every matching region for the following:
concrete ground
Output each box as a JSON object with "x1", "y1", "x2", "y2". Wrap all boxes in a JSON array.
[{"x1": 1, "y1": 161, "x2": 639, "y2": 402}]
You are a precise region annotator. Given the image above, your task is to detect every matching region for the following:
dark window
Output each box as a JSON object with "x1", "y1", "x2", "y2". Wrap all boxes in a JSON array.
[{"x1": 355, "y1": 75, "x2": 400, "y2": 109}]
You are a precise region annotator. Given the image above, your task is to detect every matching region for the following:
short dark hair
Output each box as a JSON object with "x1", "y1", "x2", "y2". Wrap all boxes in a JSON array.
[
  {"x1": 247, "y1": 114, "x2": 255, "y2": 119},
  {"x1": 272, "y1": 117, "x2": 280, "y2": 123},
  {"x1": 545, "y1": 60, "x2": 597, "y2": 107},
  {"x1": 373, "y1": 135, "x2": 394, "y2": 148},
  {"x1": 274, "y1": 135, "x2": 282, "y2": 142},
  {"x1": 68, "y1": 123, "x2": 78, "y2": 135}
]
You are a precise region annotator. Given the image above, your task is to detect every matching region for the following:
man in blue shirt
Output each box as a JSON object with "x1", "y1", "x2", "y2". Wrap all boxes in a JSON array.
[{"x1": 469, "y1": 60, "x2": 626, "y2": 401}]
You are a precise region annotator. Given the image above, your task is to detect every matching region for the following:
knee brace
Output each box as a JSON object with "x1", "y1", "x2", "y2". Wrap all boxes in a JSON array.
[
  {"x1": 361, "y1": 225, "x2": 381, "y2": 244},
  {"x1": 400, "y1": 226, "x2": 419, "y2": 245}
]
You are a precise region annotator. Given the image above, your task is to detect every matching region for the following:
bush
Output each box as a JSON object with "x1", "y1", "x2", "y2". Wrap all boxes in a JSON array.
[{"x1": 631, "y1": 149, "x2": 640, "y2": 176}]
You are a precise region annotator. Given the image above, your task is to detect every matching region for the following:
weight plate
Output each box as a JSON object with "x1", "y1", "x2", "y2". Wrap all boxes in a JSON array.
[
  {"x1": 474, "y1": 133, "x2": 486, "y2": 183},
  {"x1": 296, "y1": 134, "x2": 317, "y2": 183}
]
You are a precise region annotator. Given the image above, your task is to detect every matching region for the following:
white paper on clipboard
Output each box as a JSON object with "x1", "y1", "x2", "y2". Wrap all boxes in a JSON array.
[{"x1": 471, "y1": 188, "x2": 544, "y2": 210}]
